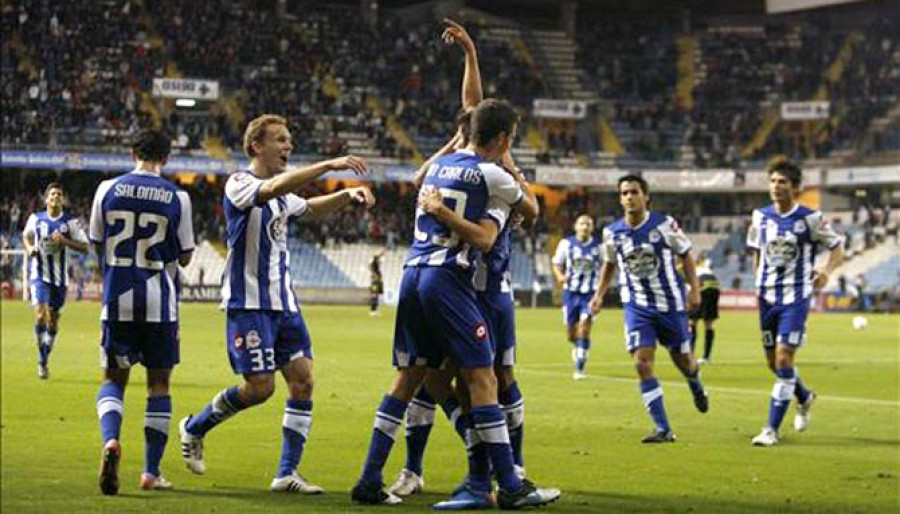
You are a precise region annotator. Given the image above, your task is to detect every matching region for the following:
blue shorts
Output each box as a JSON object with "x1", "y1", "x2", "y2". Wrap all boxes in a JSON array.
[
  {"x1": 31, "y1": 281, "x2": 66, "y2": 311},
  {"x1": 562, "y1": 291, "x2": 594, "y2": 326},
  {"x1": 100, "y1": 321, "x2": 180, "y2": 369},
  {"x1": 759, "y1": 298, "x2": 810, "y2": 349},
  {"x1": 477, "y1": 291, "x2": 516, "y2": 367},
  {"x1": 393, "y1": 267, "x2": 493, "y2": 370},
  {"x1": 623, "y1": 306, "x2": 691, "y2": 354},
  {"x1": 226, "y1": 309, "x2": 313, "y2": 375}
]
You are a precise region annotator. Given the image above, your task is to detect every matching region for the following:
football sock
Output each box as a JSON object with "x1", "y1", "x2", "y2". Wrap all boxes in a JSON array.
[
  {"x1": 277, "y1": 399, "x2": 313, "y2": 478},
  {"x1": 97, "y1": 382, "x2": 124, "y2": 443},
  {"x1": 574, "y1": 338, "x2": 590, "y2": 373},
  {"x1": 404, "y1": 388, "x2": 435, "y2": 476},
  {"x1": 499, "y1": 382, "x2": 525, "y2": 468},
  {"x1": 470, "y1": 405, "x2": 521, "y2": 493},
  {"x1": 186, "y1": 386, "x2": 249, "y2": 436},
  {"x1": 703, "y1": 329, "x2": 715, "y2": 360},
  {"x1": 767, "y1": 368, "x2": 796, "y2": 431},
  {"x1": 640, "y1": 378, "x2": 671, "y2": 433},
  {"x1": 439, "y1": 396, "x2": 468, "y2": 441},
  {"x1": 360, "y1": 394, "x2": 406, "y2": 486},
  {"x1": 144, "y1": 395, "x2": 171, "y2": 477}
]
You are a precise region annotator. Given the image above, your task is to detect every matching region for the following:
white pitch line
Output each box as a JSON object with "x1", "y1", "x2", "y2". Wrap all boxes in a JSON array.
[
  {"x1": 516, "y1": 366, "x2": 900, "y2": 408},
  {"x1": 531, "y1": 358, "x2": 899, "y2": 367}
]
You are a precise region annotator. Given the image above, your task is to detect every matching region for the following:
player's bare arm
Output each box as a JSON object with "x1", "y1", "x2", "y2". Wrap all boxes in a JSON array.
[
  {"x1": 589, "y1": 261, "x2": 616, "y2": 314},
  {"x1": 304, "y1": 187, "x2": 375, "y2": 220},
  {"x1": 418, "y1": 186, "x2": 498, "y2": 252},
  {"x1": 258, "y1": 155, "x2": 368, "y2": 203},
  {"x1": 680, "y1": 252, "x2": 702, "y2": 311},
  {"x1": 442, "y1": 18, "x2": 482, "y2": 109},
  {"x1": 813, "y1": 244, "x2": 844, "y2": 292},
  {"x1": 501, "y1": 156, "x2": 539, "y2": 223}
]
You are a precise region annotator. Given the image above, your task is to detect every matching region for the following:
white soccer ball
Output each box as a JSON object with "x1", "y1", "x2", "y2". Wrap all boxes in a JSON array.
[{"x1": 852, "y1": 316, "x2": 868, "y2": 330}]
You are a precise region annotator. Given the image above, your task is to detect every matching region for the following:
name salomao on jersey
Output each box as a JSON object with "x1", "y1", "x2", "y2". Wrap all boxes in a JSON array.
[
  {"x1": 23, "y1": 211, "x2": 87, "y2": 287},
  {"x1": 746, "y1": 203, "x2": 843, "y2": 306},
  {"x1": 553, "y1": 235, "x2": 602, "y2": 294},
  {"x1": 406, "y1": 149, "x2": 522, "y2": 273},
  {"x1": 90, "y1": 170, "x2": 194, "y2": 322},
  {"x1": 603, "y1": 211, "x2": 692, "y2": 312},
  {"x1": 221, "y1": 171, "x2": 309, "y2": 312},
  {"x1": 474, "y1": 199, "x2": 513, "y2": 294}
]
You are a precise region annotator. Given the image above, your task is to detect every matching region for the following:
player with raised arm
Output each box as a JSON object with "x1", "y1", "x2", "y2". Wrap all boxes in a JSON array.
[
  {"x1": 387, "y1": 19, "x2": 538, "y2": 498},
  {"x1": 351, "y1": 99, "x2": 558, "y2": 510},
  {"x1": 552, "y1": 214, "x2": 602, "y2": 380},
  {"x1": 178, "y1": 114, "x2": 373, "y2": 493},
  {"x1": 589, "y1": 175, "x2": 709, "y2": 443},
  {"x1": 22, "y1": 182, "x2": 88, "y2": 379},
  {"x1": 747, "y1": 160, "x2": 844, "y2": 446},
  {"x1": 90, "y1": 129, "x2": 194, "y2": 494}
]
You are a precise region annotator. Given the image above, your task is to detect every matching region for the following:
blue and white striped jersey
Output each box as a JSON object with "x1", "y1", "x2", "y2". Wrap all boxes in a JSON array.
[
  {"x1": 406, "y1": 150, "x2": 522, "y2": 273},
  {"x1": 221, "y1": 171, "x2": 308, "y2": 312},
  {"x1": 474, "y1": 199, "x2": 513, "y2": 294},
  {"x1": 89, "y1": 170, "x2": 194, "y2": 322},
  {"x1": 603, "y1": 211, "x2": 692, "y2": 312},
  {"x1": 553, "y1": 235, "x2": 602, "y2": 294},
  {"x1": 746, "y1": 203, "x2": 843, "y2": 306},
  {"x1": 23, "y1": 211, "x2": 87, "y2": 287}
]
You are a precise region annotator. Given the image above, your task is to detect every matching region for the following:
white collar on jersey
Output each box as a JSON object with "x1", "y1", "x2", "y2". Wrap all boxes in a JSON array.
[
  {"x1": 625, "y1": 211, "x2": 651, "y2": 230},
  {"x1": 130, "y1": 168, "x2": 162, "y2": 177},
  {"x1": 772, "y1": 202, "x2": 800, "y2": 218},
  {"x1": 456, "y1": 149, "x2": 475, "y2": 156}
]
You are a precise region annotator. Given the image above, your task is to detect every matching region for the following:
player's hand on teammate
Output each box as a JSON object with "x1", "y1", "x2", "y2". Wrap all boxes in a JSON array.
[
  {"x1": 687, "y1": 289, "x2": 701, "y2": 312},
  {"x1": 348, "y1": 187, "x2": 376, "y2": 208},
  {"x1": 418, "y1": 185, "x2": 444, "y2": 214},
  {"x1": 442, "y1": 18, "x2": 475, "y2": 53},
  {"x1": 812, "y1": 269, "x2": 829, "y2": 293},
  {"x1": 328, "y1": 155, "x2": 369, "y2": 175},
  {"x1": 50, "y1": 231, "x2": 65, "y2": 244}
]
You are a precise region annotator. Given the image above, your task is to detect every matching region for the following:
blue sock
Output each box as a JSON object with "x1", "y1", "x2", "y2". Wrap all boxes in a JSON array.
[
  {"x1": 683, "y1": 368, "x2": 705, "y2": 397},
  {"x1": 499, "y1": 383, "x2": 525, "y2": 468},
  {"x1": 35, "y1": 324, "x2": 47, "y2": 365},
  {"x1": 640, "y1": 378, "x2": 671, "y2": 433},
  {"x1": 465, "y1": 414, "x2": 492, "y2": 493},
  {"x1": 144, "y1": 395, "x2": 172, "y2": 477},
  {"x1": 574, "y1": 338, "x2": 590, "y2": 373},
  {"x1": 96, "y1": 382, "x2": 124, "y2": 443},
  {"x1": 793, "y1": 368, "x2": 810, "y2": 404},
  {"x1": 278, "y1": 399, "x2": 313, "y2": 478},
  {"x1": 404, "y1": 389, "x2": 435, "y2": 476},
  {"x1": 767, "y1": 368, "x2": 796, "y2": 431},
  {"x1": 361, "y1": 395, "x2": 407, "y2": 486},
  {"x1": 186, "y1": 386, "x2": 248, "y2": 437},
  {"x1": 440, "y1": 396, "x2": 467, "y2": 442},
  {"x1": 470, "y1": 405, "x2": 521, "y2": 493}
]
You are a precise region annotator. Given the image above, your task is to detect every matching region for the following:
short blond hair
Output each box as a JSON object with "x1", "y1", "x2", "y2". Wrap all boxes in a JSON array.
[{"x1": 243, "y1": 114, "x2": 288, "y2": 158}]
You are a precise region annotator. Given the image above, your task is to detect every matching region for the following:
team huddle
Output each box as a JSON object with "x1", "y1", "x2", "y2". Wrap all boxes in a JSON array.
[{"x1": 21, "y1": 19, "x2": 844, "y2": 510}]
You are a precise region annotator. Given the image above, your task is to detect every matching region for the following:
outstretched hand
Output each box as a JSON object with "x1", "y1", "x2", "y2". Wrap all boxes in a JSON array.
[
  {"x1": 348, "y1": 187, "x2": 376, "y2": 208},
  {"x1": 442, "y1": 18, "x2": 475, "y2": 53},
  {"x1": 328, "y1": 155, "x2": 369, "y2": 175}
]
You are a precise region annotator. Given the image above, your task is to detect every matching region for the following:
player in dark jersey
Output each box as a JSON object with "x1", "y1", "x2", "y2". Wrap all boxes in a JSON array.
[{"x1": 688, "y1": 251, "x2": 720, "y2": 364}]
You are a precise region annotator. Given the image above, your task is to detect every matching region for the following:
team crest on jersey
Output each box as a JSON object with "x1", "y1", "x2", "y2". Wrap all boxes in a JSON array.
[
  {"x1": 793, "y1": 220, "x2": 807, "y2": 234},
  {"x1": 473, "y1": 322, "x2": 488, "y2": 342},
  {"x1": 648, "y1": 229, "x2": 661, "y2": 243},
  {"x1": 59, "y1": 223, "x2": 68, "y2": 234},
  {"x1": 765, "y1": 238, "x2": 799, "y2": 267},
  {"x1": 234, "y1": 333, "x2": 245, "y2": 349},
  {"x1": 623, "y1": 245, "x2": 659, "y2": 279},
  {"x1": 268, "y1": 216, "x2": 288, "y2": 246},
  {"x1": 246, "y1": 330, "x2": 261, "y2": 349}
]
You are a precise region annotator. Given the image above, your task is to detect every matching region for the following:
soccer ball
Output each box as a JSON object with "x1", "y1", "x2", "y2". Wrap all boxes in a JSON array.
[{"x1": 852, "y1": 316, "x2": 868, "y2": 330}]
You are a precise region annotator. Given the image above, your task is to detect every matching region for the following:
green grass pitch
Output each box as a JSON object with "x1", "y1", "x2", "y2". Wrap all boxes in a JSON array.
[{"x1": 1, "y1": 300, "x2": 898, "y2": 513}]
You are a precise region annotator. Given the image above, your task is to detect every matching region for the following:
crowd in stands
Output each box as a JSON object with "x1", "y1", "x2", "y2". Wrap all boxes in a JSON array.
[{"x1": 4, "y1": 2, "x2": 898, "y2": 166}]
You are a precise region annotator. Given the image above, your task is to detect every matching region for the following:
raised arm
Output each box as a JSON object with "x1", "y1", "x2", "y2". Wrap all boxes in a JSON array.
[
  {"x1": 443, "y1": 18, "x2": 482, "y2": 110},
  {"x1": 257, "y1": 155, "x2": 368, "y2": 204}
]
